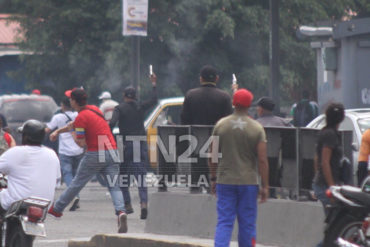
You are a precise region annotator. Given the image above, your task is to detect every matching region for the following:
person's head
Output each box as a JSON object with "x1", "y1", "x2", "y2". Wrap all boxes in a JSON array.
[
  {"x1": 98, "y1": 91, "x2": 111, "y2": 101},
  {"x1": 325, "y1": 103, "x2": 345, "y2": 129},
  {"x1": 302, "y1": 90, "x2": 310, "y2": 100},
  {"x1": 65, "y1": 88, "x2": 88, "y2": 110},
  {"x1": 18, "y1": 119, "x2": 46, "y2": 146},
  {"x1": 123, "y1": 86, "x2": 136, "y2": 101},
  {"x1": 233, "y1": 89, "x2": 254, "y2": 112},
  {"x1": 199, "y1": 65, "x2": 219, "y2": 83},
  {"x1": 61, "y1": 96, "x2": 72, "y2": 111},
  {"x1": 256, "y1": 97, "x2": 275, "y2": 116}
]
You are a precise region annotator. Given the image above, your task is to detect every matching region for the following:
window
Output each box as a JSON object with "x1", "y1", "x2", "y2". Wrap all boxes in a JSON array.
[{"x1": 153, "y1": 105, "x2": 182, "y2": 128}]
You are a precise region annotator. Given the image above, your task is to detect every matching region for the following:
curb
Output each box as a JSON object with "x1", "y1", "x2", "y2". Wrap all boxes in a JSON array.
[{"x1": 68, "y1": 234, "x2": 210, "y2": 247}]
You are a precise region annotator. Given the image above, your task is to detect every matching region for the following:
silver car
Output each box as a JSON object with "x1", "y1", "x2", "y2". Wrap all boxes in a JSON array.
[{"x1": 307, "y1": 108, "x2": 370, "y2": 178}]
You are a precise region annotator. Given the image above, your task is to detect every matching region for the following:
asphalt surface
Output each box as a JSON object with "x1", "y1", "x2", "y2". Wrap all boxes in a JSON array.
[{"x1": 34, "y1": 182, "x2": 277, "y2": 247}]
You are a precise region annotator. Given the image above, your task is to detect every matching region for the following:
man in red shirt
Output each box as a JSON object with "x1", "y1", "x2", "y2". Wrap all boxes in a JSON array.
[{"x1": 48, "y1": 88, "x2": 127, "y2": 233}]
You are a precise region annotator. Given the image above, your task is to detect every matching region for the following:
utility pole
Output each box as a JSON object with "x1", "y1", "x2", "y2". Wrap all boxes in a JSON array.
[
  {"x1": 131, "y1": 36, "x2": 141, "y2": 97},
  {"x1": 269, "y1": 0, "x2": 280, "y2": 114}
]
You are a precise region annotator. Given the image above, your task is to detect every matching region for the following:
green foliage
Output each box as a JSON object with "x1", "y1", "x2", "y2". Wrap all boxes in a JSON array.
[{"x1": 1, "y1": 0, "x2": 368, "y2": 107}]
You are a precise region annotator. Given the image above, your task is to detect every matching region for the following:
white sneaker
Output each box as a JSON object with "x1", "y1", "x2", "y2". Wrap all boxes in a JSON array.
[{"x1": 118, "y1": 212, "x2": 128, "y2": 233}]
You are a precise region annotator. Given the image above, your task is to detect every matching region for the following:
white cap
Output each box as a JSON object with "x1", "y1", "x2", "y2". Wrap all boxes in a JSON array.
[{"x1": 98, "y1": 91, "x2": 111, "y2": 100}]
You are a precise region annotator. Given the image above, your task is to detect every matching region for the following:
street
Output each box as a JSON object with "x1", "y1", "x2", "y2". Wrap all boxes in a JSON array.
[{"x1": 34, "y1": 182, "x2": 278, "y2": 247}]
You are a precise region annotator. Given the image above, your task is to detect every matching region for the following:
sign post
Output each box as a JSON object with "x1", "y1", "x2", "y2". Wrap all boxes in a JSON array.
[{"x1": 122, "y1": 0, "x2": 148, "y2": 96}]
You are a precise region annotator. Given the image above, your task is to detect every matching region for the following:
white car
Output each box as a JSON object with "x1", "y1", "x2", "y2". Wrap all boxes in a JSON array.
[{"x1": 307, "y1": 108, "x2": 370, "y2": 178}]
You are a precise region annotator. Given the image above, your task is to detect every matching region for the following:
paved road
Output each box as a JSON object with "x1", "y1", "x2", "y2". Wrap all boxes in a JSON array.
[{"x1": 34, "y1": 183, "x2": 277, "y2": 247}]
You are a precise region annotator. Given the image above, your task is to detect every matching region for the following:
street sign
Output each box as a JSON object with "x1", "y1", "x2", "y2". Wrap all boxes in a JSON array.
[{"x1": 122, "y1": 0, "x2": 148, "y2": 36}]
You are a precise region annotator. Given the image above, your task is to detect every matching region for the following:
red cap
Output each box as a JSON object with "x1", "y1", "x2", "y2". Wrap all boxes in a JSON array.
[
  {"x1": 233, "y1": 89, "x2": 254, "y2": 107},
  {"x1": 32, "y1": 89, "x2": 41, "y2": 95},
  {"x1": 65, "y1": 90, "x2": 72, "y2": 98}
]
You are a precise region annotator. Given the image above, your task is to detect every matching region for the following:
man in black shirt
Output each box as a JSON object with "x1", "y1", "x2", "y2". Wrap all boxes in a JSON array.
[
  {"x1": 181, "y1": 65, "x2": 233, "y2": 193},
  {"x1": 109, "y1": 74, "x2": 157, "y2": 220},
  {"x1": 181, "y1": 65, "x2": 233, "y2": 125}
]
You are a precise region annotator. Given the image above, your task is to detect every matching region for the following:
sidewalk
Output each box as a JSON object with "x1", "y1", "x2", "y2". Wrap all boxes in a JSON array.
[{"x1": 68, "y1": 233, "x2": 278, "y2": 247}]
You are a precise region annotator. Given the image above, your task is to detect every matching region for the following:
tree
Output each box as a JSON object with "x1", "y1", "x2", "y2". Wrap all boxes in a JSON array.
[{"x1": 2, "y1": 0, "x2": 366, "y2": 109}]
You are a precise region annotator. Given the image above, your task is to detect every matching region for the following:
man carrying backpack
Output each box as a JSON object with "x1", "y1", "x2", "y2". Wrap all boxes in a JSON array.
[{"x1": 291, "y1": 90, "x2": 319, "y2": 127}]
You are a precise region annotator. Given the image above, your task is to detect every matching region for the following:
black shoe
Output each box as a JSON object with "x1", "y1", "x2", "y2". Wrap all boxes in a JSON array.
[
  {"x1": 158, "y1": 186, "x2": 168, "y2": 192},
  {"x1": 69, "y1": 198, "x2": 80, "y2": 211},
  {"x1": 190, "y1": 187, "x2": 202, "y2": 194},
  {"x1": 125, "y1": 204, "x2": 134, "y2": 214},
  {"x1": 140, "y1": 208, "x2": 148, "y2": 220}
]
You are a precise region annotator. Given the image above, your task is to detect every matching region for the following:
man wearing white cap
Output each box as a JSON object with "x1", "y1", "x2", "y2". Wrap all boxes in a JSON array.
[{"x1": 98, "y1": 91, "x2": 119, "y2": 122}]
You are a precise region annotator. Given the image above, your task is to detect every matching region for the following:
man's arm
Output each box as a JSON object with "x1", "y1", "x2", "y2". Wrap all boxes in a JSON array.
[
  {"x1": 141, "y1": 74, "x2": 158, "y2": 112},
  {"x1": 321, "y1": 146, "x2": 335, "y2": 186},
  {"x1": 257, "y1": 141, "x2": 269, "y2": 203},
  {"x1": 49, "y1": 122, "x2": 74, "y2": 142}
]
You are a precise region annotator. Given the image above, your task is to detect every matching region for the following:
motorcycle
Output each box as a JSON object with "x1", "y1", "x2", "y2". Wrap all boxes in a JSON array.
[
  {"x1": 0, "y1": 197, "x2": 50, "y2": 247},
  {"x1": 337, "y1": 217, "x2": 370, "y2": 247},
  {"x1": 324, "y1": 178, "x2": 370, "y2": 247},
  {"x1": 0, "y1": 174, "x2": 50, "y2": 247}
]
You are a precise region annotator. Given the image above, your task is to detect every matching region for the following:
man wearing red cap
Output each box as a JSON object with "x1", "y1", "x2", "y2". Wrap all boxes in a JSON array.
[
  {"x1": 48, "y1": 88, "x2": 127, "y2": 233},
  {"x1": 209, "y1": 89, "x2": 269, "y2": 247}
]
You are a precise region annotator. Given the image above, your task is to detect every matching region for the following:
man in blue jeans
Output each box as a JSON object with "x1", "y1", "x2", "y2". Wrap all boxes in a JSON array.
[
  {"x1": 46, "y1": 96, "x2": 84, "y2": 211},
  {"x1": 110, "y1": 73, "x2": 157, "y2": 219},
  {"x1": 209, "y1": 89, "x2": 269, "y2": 247},
  {"x1": 48, "y1": 88, "x2": 127, "y2": 233}
]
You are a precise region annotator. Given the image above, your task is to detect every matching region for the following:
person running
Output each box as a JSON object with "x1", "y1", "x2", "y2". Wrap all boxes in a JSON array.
[
  {"x1": 46, "y1": 96, "x2": 84, "y2": 211},
  {"x1": 48, "y1": 88, "x2": 127, "y2": 233}
]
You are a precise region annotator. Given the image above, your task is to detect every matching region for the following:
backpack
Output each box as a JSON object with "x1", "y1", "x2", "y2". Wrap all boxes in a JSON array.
[
  {"x1": 293, "y1": 101, "x2": 315, "y2": 127},
  {"x1": 0, "y1": 131, "x2": 9, "y2": 156}
]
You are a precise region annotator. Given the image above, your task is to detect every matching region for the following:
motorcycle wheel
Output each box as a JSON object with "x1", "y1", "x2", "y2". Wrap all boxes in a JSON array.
[
  {"x1": 323, "y1": 214, "x2": 364, "y2": 247},
  {"x1": 6, "y1": 222, "x2": 34, "y2": 247}
]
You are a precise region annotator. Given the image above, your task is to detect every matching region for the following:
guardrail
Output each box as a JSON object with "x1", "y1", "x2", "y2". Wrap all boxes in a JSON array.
[{"x1": 156, "y1": 125, "x2": 353, "y2": 199}]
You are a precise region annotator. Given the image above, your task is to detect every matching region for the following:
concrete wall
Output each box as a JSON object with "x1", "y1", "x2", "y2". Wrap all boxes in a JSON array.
[{"x1": 145, "y1": 192, "x2": 325, "y2": 247}]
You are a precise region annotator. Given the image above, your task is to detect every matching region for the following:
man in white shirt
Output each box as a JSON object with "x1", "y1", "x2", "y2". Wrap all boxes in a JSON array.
[
  {"x1": 0, "y1": 120, "x2": 61, "y2": 210},
  {"x1": 98, "y1": 91, "x2": 119, "y2": 122},
  {"x1": 46, "y1": 96, "x2": 84, "y2": 211}
]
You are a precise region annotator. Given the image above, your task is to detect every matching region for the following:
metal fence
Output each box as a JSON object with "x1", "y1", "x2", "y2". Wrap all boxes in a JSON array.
[{"x1": 156, "y1": 125, "x2": 353, "y2": 198}]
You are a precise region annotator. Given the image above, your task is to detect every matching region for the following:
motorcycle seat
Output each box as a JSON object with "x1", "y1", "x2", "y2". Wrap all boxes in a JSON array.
[{"x1": 341, "y1": 186, "x2": 370, "y2": 207}]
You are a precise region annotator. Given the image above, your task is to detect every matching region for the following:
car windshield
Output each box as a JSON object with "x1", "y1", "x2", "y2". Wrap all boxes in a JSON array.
[
  {"x1": 1, "y1": 99, "x2": 58, "y2": 122},
  {"x1": 358, "y1": 117, "x2": 370, "y2": 133}
]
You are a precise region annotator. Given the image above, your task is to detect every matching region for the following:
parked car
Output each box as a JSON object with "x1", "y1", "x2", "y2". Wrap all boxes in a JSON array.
[
  {"x1": 307, "y1": 108, "x2": 370, "y2": 180},
  {"x1": 0, "y1": 94, "x2": 58, "y2": 144}
]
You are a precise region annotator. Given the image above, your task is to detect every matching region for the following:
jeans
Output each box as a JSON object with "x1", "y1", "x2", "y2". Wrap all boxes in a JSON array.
[
  {"x1": 59, "y1": 153, "x2": 83, "y2": 186},
  {"x1": 312, "y1": 183, "x2": 331, "y2": 247},
  {"x1": 312, "y1": 183, "x2": 331, "y2": 216},
  {"x1": 54, "y1": 151, "x2": 125, "y2": 215},
  {"x1": 214, "y1": 184, "x2": 258, "y2": 247},
  {"x1": 120, "y1": 141, "x2": 148, "y2": 205}
]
